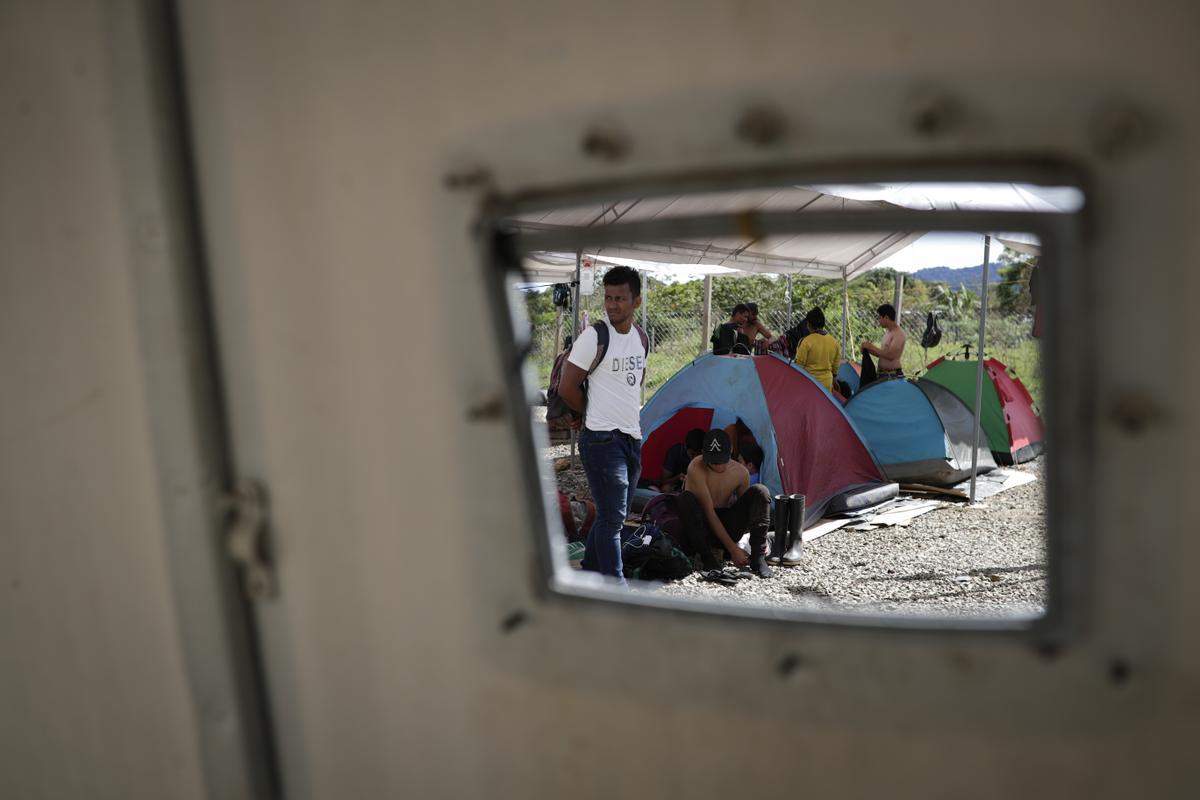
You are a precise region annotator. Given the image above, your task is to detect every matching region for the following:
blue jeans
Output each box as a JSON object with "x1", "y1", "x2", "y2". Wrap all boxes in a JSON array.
[{"x1": 578, "y1": 428, "x2": 641, "y2": 582}]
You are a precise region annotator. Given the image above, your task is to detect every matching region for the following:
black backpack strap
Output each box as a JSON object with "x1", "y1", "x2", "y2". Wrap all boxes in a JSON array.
[
  {"x1": 634, "y1": 324, "x2": 650, "y2": 385},
  {"x1": 586, "y1": 321, "x2": 609, "y2": 375}
]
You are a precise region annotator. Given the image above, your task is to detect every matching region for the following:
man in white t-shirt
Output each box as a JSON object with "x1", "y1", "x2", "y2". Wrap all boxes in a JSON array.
[{"x1": 558, "y1": 266, "x2": 648, "y2": 583}]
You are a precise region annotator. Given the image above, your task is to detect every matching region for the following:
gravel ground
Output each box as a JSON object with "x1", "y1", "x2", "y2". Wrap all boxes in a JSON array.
[{"x1": 541, "y1": 414, "x2": 1046, "y2": 618}]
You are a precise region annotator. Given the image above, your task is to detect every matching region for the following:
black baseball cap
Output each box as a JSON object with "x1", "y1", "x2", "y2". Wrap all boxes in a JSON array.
[{"x1": 702, "y1": 429, "x2": 731, "y2": 465}]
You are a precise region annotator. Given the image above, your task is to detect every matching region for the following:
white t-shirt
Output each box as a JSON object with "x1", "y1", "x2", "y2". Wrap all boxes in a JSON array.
[{"x1": 567, "y1": 320, "x2": 646, "y2": 437}]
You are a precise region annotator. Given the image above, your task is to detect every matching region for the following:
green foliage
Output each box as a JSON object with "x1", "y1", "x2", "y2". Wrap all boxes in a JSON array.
[
  {"x1": 994, "y1": 249, "x2": 1037, "y2": 316},
  {"x1": 520, "y1": 266, "x2": 1042, "y2": 409}
]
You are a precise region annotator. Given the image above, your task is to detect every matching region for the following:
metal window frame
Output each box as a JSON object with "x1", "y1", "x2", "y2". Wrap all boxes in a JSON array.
[{"x1": 482, "y1": 157, "x2": 1089, "y2": 643}]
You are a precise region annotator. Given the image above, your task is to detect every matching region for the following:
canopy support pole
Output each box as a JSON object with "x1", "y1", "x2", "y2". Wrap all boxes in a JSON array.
[
  {"x1": 786, "y1": 274, "x2": 794, "y2": 329},
  {"x1": 968, "y1": 235, "x2": 991, "y2": 503},
  {"x1": 841, "y1": 269, "x2": 850, "y2": 358},
  {"x1": 700, "y1": 275, "x2": 712, "y2": 356},
  {"x1": 641, "y1": 270, "x2": 648, "y2": 405},
  {"x1": 570, "y1": 250, "x2": 582, "y2": 466}
]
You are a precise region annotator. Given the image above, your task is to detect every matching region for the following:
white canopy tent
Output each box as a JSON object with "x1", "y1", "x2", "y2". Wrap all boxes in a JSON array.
[
  {"x1": 515, "y1": 187, "x2": 928, "y2": 372},
  {"x1": 803, "y1": 182, "x2": 1082, "y2": 258},
  {"x1": 516, "y1": 187, "x2": 925, "y2": 281},
  {"x1": 517, "y1": 181, "x2": 1072, "y2": 501}
]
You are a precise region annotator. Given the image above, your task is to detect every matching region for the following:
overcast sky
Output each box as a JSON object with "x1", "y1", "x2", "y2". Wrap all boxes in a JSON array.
[{"x1": 878, "y1": 231, "x2": 997, "y2": 272}]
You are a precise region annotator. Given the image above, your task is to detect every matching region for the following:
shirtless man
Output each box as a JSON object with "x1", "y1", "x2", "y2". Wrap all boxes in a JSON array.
[
  {"x1": 675, "y1": 429, "x2": 774, "y2": 578},
  {"x1": 740, "y1": 302, "x2": 774, "y2": 354},
  {"x1": 861, "y1": 303, "x2": 907, "y2": 379}
]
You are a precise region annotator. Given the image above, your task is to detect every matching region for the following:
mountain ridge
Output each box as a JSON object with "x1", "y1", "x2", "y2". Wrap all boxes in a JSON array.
[{"x1": 908, "y1": 263, "x2": 1004, "y2": 292}]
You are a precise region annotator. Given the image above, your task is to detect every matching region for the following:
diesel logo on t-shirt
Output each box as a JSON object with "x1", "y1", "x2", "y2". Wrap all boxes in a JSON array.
[{"x1": 611, "y1": 355, "x2": 646, "y2": 373}]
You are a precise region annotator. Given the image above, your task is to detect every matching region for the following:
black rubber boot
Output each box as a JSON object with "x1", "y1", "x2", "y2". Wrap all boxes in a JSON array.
[
  {"x1": 781, "y1": 494, "x2": 806, "y2": 566},
  {"x1": 767, "y1": 494, "x2": 791, "y2": 565},
  {"x1": 753, "y1": 542, "x2": 772, "y2": 578}
]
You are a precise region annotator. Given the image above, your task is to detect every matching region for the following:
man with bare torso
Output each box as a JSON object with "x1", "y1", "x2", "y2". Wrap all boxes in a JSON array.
[
  {"x1": 675, "y1": 429, "x2": 774, "y2": 578},
  {"x1": 739, "y1": 302, "x2": 774, "y2": 355},
  {"x1": 861, "y1": 303, "x2": 907, "y2": 379}
]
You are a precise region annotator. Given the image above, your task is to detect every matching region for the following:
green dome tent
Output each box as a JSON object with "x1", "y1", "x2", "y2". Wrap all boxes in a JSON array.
[{"x1": 922, "y1": 356, "x2": 1043, "y2": 465}]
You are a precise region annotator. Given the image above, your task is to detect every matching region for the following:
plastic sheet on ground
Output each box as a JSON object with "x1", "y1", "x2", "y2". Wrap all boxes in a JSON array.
[{"x1": 949, "y1": 467, "x2": 1037, "y2": 502}]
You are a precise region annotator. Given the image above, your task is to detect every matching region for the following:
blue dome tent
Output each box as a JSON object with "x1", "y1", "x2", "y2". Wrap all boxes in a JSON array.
[{"x1": 844, "y1": 379, "x2": 997, "y2": 486}]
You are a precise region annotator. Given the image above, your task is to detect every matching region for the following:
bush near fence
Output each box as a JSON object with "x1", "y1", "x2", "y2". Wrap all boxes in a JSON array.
[{"x1": 523, "y1": 273, "x2": 1042, "y2": 409}]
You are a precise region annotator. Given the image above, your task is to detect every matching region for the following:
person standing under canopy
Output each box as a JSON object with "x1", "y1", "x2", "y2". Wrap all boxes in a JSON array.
[
  {"x1": 557, "y1": 266, "x2": 648, "y2": 585},
  {"x1": 861, "y1": 303, "x2": 907, "y2": 381},
  {"x1": 740, "y1": 302, "x2": 775, "y2": 355},
  {"x1": 711, "y1": 304, "x2": 753, "y2": 355},
  {"x1": 794, "y1": 307, "x2": 840, "y2": 392}
]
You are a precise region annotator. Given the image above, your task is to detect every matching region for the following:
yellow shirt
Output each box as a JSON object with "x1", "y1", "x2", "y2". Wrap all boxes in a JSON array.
[{"x1": 795, "y1": 332, "x2": 840, "y2": 392}]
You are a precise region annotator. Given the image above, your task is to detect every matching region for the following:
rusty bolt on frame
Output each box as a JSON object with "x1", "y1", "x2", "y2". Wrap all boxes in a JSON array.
[
  {"x1": 443, "y1": 165, "x2": 492, "y2": 190},
  {"x1": 736, "y1": 106, "x2": 789, "y2": 147},
  {"x1": 1108, "y1": 389, "x2": 1167, "y2": 435},
  {"x1": 906, "y1": 89, "x2": 965, "y2": 138},
  {"x1": 581, "y1": 125, "x2": 631, "y2": 161},
  {"x1": 1090, "y1": 102, "x2": 1152, "y2": 160}
]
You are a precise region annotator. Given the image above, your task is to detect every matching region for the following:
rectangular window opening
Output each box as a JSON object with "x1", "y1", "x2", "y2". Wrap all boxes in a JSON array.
[{"x1": 487, "y1": 168, "x2": 1085, "y2": 636}]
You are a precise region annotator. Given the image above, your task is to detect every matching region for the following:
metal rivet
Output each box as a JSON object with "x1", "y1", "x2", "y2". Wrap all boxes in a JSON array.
[
  {"x1": 906, "y1": 90, "x2": 964, "y2": 138},
  {"x1": 777, "y1": 652, "x2": 803, "y2": 678},
  {"x1": 736, "y1": 106, "x2": 788, "y2": 147},
  {"x1": 1035, "y1": 640, "x2": 1061, "y2": 661},
  {"x1": 467, "y1": 393, "x2": 507, "y2": 422},
  {"x1": 443, "y1": 166, "x2": 492, "y2": 190},
  {"x1": 581, "y1": 126, "x2": 630, "y2": 161},
  {"x1": 1090, "y1": 102, "x2": 1151, "y2": 160},
  {"x1": 1108, "y1": 390, "x2": 1166, "y2": 435},
  {"x1": 500, "y1": 610, "x2": 529, "y2": 634}
]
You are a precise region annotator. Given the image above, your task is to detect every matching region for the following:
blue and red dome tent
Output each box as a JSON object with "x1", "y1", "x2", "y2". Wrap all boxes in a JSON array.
[
  {"x1": 639, "y1": 353, "x2": 895, "y2": 526},
  {"x1": 844, "y1": 378, "x2": 997, "y2": 486}
]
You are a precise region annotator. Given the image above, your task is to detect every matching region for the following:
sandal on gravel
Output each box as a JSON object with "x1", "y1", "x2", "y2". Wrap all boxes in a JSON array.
[{"x1": 699, "y1": 569, "x2": 739, "y2": 587}]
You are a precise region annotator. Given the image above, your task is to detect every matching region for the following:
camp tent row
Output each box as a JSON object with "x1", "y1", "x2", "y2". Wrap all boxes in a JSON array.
[
  {"x1": 639, "y1": 352, "x2": 898, "y2": 526},
  {"x1": 520, "y1": 182, "x2": 1066, "y2": 500}
]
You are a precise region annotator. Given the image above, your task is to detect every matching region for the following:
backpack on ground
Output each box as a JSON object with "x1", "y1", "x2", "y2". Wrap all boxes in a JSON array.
[
  {"x1": 621, "y1": 521, "x2": 693, "y2": 581},
  {"x1": 920, "y1": 311, "x2": 943, "y2": 348},
  {"x1": 545, "y1": 321, "x2": 649, "y2": 430},
  {"x1": 557, "y1": 491, "x2": 596, "y2": 542},
  {"x1": 641, "y1": 492, "x2": 683, "y2": 543}
]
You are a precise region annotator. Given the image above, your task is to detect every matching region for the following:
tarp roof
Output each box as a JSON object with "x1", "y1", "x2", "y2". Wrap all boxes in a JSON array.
[
  {"x1": 805, "y1": 182, "x2": 1082, "y2": 257},
  {"x1": 514, "y1": 187, "x2": 925, "y2": 281}
]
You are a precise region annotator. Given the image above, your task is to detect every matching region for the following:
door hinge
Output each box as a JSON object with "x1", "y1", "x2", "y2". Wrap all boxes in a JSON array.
[{"x1": 221, "y1": 479, "x2": 276, "y2": 600}]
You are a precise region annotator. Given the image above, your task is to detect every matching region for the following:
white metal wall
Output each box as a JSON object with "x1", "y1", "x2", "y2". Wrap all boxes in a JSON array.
[
  {"x1": 4, "y1": 1, "x2": 1199, "y2": 797},
  {"x1": 0, "y1": 4, "x2": 207, "y2": 798}
]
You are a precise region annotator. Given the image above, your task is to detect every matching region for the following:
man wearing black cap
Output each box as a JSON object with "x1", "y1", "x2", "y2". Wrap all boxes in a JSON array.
[{"x1": 675, "y1": 429, "x2": 774, "y2": 578}]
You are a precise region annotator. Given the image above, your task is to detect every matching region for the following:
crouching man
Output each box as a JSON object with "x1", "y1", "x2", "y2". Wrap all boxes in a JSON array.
[{"x1": 676, "y1": 429, "x2": 774, "y2": 578}]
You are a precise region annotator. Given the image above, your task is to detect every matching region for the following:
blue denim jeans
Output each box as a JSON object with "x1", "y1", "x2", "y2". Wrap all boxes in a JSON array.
[{"x1": 578, "y1": 428, "x2": 642, "y2": 582}]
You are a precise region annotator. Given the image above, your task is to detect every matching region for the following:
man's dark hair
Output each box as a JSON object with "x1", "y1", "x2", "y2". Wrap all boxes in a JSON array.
[
  {"x1": 602, "y1": 265, "x2": 641, "y2": 297},
  {"x1": 806, "y1": 307, "x2": 826, "y2": 329},
  {"x1": 740, "y1": 442, "x2": 764, "y2": 470},
  {"x1": 731, "y1": 303, "x2": 750, "y2": 317},
  {"x1": 877, "y1": 303, "x2": 896, "y2": 321},
  {"x1": 684, "y1": 428, "x2": 705, "y2": 453}
]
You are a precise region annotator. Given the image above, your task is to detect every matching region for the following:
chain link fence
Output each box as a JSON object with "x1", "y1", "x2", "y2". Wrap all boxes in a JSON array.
[{"x1": 524, "y1": 273, "x2": 1042, "y2": 408}]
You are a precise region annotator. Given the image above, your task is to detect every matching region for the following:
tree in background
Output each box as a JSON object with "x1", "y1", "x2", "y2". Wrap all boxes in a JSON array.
[
  {"x1": 930, "y1": 283, "x2": 980, "y2": 321},
  {"x1": 994, "y1": 248, "x2": 1037, "y2": 317}
]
